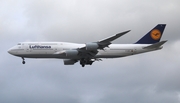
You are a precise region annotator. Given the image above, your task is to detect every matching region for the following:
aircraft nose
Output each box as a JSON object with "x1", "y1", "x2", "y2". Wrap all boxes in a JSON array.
[
  {"x1": 8, "y1": 49, "x2": 13, "y2": 54},
  {"x1": 8, "y1": 47, "x2": 16, "y2": 55}
]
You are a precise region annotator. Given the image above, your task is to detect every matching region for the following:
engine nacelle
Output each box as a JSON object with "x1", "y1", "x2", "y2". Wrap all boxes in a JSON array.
[
  {"x1": 86, "y1": 43, "x2": 99, "y2": 51},
  {"x1": 64, "y1": 50, "x2": 78, "y2": 57},
  {"x1": 64, "y1": 59, "x2": 77, "y2": 65}
]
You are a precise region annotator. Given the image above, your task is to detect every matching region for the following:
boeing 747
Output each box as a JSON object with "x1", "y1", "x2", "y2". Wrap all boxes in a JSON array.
[{"x1": 8, "y1": 24, "x2": 167, "y2": 67}]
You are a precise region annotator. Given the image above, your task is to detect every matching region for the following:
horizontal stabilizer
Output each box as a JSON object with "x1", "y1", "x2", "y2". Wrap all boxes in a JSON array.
[{"x1": 143, "y1": 40, "x2": 167, "y2": 49}]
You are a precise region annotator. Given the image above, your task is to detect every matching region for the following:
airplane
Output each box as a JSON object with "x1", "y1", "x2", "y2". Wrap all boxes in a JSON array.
[{"x1": 8, "y1": 24, "x2": 167, "y2": 67}]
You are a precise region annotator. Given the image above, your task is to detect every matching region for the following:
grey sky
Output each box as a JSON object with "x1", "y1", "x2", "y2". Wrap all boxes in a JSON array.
[{"x1": 1, "y1": 0, "x2": 180, "y2": 103}]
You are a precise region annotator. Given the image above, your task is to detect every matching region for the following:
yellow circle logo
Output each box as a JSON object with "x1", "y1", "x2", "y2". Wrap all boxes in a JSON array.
[{"x1": 151, "y1": 29, "x2": 161, "y2": 40}]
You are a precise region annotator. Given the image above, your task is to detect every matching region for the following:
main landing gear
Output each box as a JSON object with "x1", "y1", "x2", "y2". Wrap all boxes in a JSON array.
[
  {"x1": 80, "y1": 58, "x2": 94, "y2": 67},
  {"x1": 22, "y1": 57, "x2": 25, "y2": 64}
]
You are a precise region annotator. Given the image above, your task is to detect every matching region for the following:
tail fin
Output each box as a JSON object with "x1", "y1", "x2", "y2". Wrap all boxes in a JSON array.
[{"x1": 136, "y1": 24, "x2": 166, "y2": 44}]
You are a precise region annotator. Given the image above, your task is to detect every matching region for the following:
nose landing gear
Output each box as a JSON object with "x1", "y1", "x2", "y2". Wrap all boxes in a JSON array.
[{"x1": 22, "y1": 57, "x2": 25, "y2": 64}]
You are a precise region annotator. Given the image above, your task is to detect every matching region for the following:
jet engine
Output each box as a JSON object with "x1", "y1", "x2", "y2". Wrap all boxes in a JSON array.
[
  {"x1": 64, "y1": 59, "x2": 77, "y2": 65},
  {"x1": 64, "y1": 50, "x2": 79, "y2": 57},
  {"x1": 85, "y1": 43, "x2": 99, "y2": 51}
]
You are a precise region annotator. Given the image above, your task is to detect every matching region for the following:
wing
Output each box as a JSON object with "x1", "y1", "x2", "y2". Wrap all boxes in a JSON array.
[
  {"x1": 78, "y1": 30, "x2": 130, "y2": 56},
  {"x1": 62, "y1": 30, "x2": 131, "y2": 66},
  {"x1": 80, "y1": 30, "x2": 131, "y2": 50},
  {"x1": 98, "y1": 30, "x2": 131, "y2": 48},
  {"x1": 97, "y1": 30, "x2": 131, "y2": 48}
]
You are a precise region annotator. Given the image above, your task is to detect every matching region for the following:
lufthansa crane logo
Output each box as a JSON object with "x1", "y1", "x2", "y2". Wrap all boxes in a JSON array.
[{"x1": 151, "y1": 29, "x2": 161, "y2": 40}]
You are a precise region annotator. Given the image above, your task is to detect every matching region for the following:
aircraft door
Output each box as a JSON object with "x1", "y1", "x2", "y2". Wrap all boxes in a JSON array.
[
  {"x1": 25, "y1": 44, "x2": 31, "y2": 52},
  {"x1": 54, "y1": 47, "x2": 58, "y2": 52},
  {"x1": 132, "y1": 48, "x2": 137, "y2": 54}
]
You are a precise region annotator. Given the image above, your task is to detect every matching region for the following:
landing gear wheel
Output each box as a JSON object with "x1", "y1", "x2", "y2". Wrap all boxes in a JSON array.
[
  {"x1": 22, "y1": 57, "x2": 25, "y2": 64},
  {"x1": 82, "y1": 64, "x2": 85, "y2": 67},
  {"x1": 22, "y1": 61, "x2": 25, "y2": 64},
  {"x1": 80, "y1": 58, "x2": 86, "y2": 67}
]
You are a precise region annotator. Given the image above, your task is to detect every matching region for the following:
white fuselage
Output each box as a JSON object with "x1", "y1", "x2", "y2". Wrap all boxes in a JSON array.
[{"x1": 8, "y1": 42, "x2": 161, "y2": 59}]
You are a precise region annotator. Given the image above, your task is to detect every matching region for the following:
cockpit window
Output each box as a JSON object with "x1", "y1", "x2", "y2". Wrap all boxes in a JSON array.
[{"x1": 17, "y1": 43, "x2": 21, "y2": 45}]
